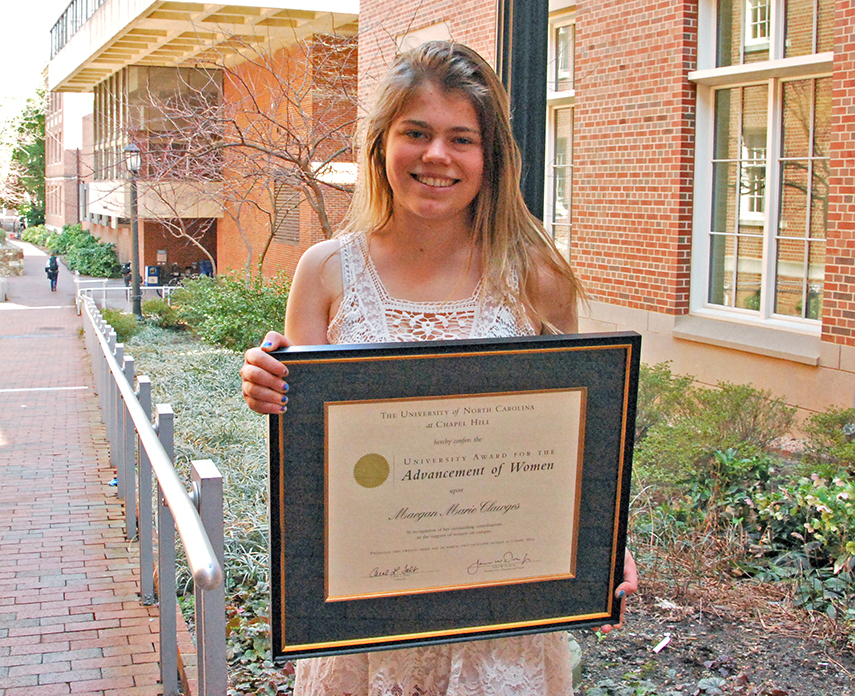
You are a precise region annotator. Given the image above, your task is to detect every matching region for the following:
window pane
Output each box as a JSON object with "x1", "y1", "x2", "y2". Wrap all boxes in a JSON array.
[
  {"x1": 785, "y1": 0, "x2": 816, "y2": 58},
  {"x1": 714, "y1": 89, "x2": 738, "y2": 160},
  {"x1": 708, "y1": 232, "x2": 763, "y2": 310},
  {"x1": 554, "y1": 24, "x2": 574, "y2": 92},
  {"x1": 716, "y1": 0, "x2": 740, "y2": 67},
  {"x1": 708, "y1": 233, "x2": 733, "y2": 305},
  {"x1": 811, "y1": 163, "x2": 829, "y2": 240},
  {"x1": 739, "y1": 85, "x2": 768, "y2": 227},
  {"x1": 742, "y1": 84, "x2": 768, "y2": 135},
  {"x1": 807, "y1": 240, "x2": 824, "y2": 319},
  {"x1": 773, "y1": 238, "x2": 823, "y2": 319},
  {"x1": 551, "y1": 108, "x2": 573, "y2": 256},
  {"x1": 814, "y1": 76, "x2": 832, "y2": 157},
  {"x1": 744, "y1": 0, "x2": 770, "y2": 62},
  {"x1": 775, "y1": 237, "x2": 807, "y2": 316},
  {"x1": 782, "y1": 81, "x2": 812, "y2": 157},
  {"x1": 737, "y1": 234, "x2": 763, "y2": 310},
  {"x1": 780, "y1": 161, "x2": 808, "y2": 238},
  {"x1": 817, "y1": 0, "x2": 834, "y2": 52},
  {"x1": 712, "y1": 162, "x2": 738, "y2": 233}
]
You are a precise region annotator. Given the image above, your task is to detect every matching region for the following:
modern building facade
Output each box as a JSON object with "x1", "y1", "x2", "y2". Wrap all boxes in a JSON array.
[
  {"x1": 355, "y1": 0, "x2": 854, "y2": 416},
  {"x1": 47, "y1": 0, "x2": 358, "y2": 276}
]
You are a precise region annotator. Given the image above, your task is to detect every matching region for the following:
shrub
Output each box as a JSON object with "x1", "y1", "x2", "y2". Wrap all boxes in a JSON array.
[
  {"x1": 801, "y1": 407, "x2": 855, "y2": 477},
  {"x1": 142, "y1": 297, "x2": 182, "y2": 329},
  {"x1": 635, "y1": 381, "x2": 795, "y2": 489},
  {"x1": 63, "y1": 229, "x2": 121, "y2": 278},
  {"x1": 125, "y1": 326, "x2": 269, "y2": 590},
  {"x1": 21, "y1": 224, "x2": 59, "y2": 248},
  {"x1": 170, "y1": 270, "x2": 290, "y2": 351},
  {"x1": 52, "y1": 223, "x2": 92, "y2": 255},
  {"x1": 635, "y1": 362, "x2": 694, "y2": 444},
  {"x1": 24, "y1": 222, "x2": 121, "y2": 278},
  {"x1": 100, "y1": 308, "x2": 142, "y2": 343},
  {"x1": 753, "y1": 472, "x2": 855, "y2": 573}
]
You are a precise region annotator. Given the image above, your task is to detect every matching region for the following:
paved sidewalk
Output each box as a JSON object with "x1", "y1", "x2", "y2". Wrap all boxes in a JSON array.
[{"x1": 0, "y1": 242, "x2": 163, "y2": 695}]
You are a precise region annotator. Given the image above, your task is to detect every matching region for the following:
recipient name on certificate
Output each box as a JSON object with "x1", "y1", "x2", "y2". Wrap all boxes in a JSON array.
[{"x1": 325, "y1": 389, "x2": 586, "y2": 601}]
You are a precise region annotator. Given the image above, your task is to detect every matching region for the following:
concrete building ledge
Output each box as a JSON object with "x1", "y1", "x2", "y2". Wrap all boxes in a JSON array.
[{"x1": 673, "y1": 315, "x2": 821, "y2": 366}]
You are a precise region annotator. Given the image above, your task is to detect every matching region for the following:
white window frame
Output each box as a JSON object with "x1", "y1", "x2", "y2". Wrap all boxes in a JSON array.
[
  {"x1": 739, "y1": 129, "x2": 767, "y2": 224},
  {"x1": 544, "y1": 6, "x2": 575, "y2": 256},
  {"x1": 745, "y1": 0, "x2": 771, "y2": 52},
  {"x1": 688, "y1": 0, "x2": 833, "y2": 335}
]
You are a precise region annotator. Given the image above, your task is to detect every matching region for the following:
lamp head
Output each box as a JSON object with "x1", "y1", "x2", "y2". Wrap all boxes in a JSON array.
[{"x1": 124, "y1": 143, "x2": 141, "y2": 175}]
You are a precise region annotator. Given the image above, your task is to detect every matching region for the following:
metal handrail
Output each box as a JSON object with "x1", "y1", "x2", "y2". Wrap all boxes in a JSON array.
[
  {"x1": 84, "y1": 297, "x2": 222, "y2": 591},
  {"x1": 81, "y1": 295, "x2": 227, "y2": 693}
]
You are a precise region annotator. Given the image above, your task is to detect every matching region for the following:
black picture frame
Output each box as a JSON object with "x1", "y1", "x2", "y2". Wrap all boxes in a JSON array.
[{"x1": 268, "y1": 332, "x2": 640, "y2": 661}]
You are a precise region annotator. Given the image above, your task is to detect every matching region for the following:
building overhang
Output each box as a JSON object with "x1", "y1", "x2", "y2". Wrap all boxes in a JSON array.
[
  {"x1": 89, "y1": 179, "x2": 225, "y2": 219},
  {"x1": 48, "y1": 0, "x2": 359, "y2": 92}
]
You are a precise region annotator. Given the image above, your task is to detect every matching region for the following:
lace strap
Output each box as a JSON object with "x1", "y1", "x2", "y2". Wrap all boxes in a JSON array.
[{"x1": 337, "y1": 232, "x2": 391, "y2": 341}]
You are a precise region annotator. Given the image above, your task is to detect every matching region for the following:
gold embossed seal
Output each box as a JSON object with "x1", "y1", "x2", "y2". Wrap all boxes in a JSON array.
[{"x1": 353, "y1": 453, "x2": 390, "y2": 489}]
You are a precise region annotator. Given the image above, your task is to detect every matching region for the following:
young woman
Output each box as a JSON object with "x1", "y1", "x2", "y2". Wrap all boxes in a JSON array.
[{"x1": 241, "y1": 40, "x2": 637, "y2": 696}]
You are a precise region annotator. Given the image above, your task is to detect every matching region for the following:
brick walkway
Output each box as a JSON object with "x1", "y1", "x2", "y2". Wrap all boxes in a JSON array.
[{"x1": 0, "y1": 242, "x2": 163, "y2": 695}]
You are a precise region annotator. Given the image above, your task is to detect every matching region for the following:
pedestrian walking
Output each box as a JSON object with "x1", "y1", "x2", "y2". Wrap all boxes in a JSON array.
[
  {"x1": 241, "y1": 41, "x2": 637, "y2": 696},
  {"x1": 45, "y1": 252, "x2": 60, "y2": 292}
]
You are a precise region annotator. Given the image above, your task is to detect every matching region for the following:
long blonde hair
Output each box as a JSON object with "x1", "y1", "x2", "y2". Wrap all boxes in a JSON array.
[{"x1": 339, "y1": 40, "x2": 583, "y2": 331}]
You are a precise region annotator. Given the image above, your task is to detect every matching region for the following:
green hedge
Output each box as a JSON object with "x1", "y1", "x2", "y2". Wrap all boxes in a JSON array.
[
  {"x1": 154, "y1": 270, "x2": 290, "y2": 352},
  {"x1": 22, "y1": 223, "x2": 120, "y2": 278}
]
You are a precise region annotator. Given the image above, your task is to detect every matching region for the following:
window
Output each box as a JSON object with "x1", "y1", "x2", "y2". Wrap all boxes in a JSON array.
[
  {"x1": 692, "y1": 0, "x2": 832, "y2": 326},
  {"x1": 545, "y1": 8, "x2": 575, "y2": 258},
  {"x1": 746, "y1": 0, "x2": 770, "y2": 49},
  {"x1": 272, "y1": 183, "x2": 300, "y2": 245}
]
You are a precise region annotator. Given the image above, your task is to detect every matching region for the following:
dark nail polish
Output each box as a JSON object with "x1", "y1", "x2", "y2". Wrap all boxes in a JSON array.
[
  {"x1": 618, "y1": 590, "x2": 625, "y2": 599},
  {"x1": 282, "y1": 394, "x2": 289, "y2": 404},
  {"x1": 282, "y1": 382, "x2": 289, "y2": 392}
]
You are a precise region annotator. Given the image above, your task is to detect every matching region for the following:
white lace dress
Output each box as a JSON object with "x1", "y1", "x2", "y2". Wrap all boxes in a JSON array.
[{"x1": 295, "y1": 231, "x2": 575, "y2": 696}]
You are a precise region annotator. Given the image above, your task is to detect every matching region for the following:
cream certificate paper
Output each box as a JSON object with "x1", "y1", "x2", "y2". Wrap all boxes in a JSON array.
[{"x1": 325, "y1": 389, "x2": 585, "y2": 600}]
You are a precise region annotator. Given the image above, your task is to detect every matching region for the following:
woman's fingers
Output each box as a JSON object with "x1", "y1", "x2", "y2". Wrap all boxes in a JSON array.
[
  {"x1": 240, "y1": 333, "x2": 292, "y2": 414},
  {"x1": 259, "y1": 331, "x2": 292, "y2": 352},
  {"x1": 598, "y1": 549, "x2": 638, "y2": 634}
]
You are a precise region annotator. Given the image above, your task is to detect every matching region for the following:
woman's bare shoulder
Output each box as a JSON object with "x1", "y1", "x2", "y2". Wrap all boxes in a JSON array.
[
  {"x1": 285, "y1": 239, "x2": 345, "y2": 344},
  {"x1": 530, "y1": 249, "x2": 579, "y2": 335}
]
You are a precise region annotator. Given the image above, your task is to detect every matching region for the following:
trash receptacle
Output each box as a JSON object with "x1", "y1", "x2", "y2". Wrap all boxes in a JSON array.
[
  {"x1": 198, "y1": 259, "x2": 213, "y2": 277},
  {"x1": 145, "y1": 265, "x2": 160, "y2": 286}
]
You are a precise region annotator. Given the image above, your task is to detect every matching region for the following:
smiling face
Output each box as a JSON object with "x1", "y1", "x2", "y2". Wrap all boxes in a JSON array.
[{"x1": 383, "y1": 82, "x2": 484, "y2": 231}]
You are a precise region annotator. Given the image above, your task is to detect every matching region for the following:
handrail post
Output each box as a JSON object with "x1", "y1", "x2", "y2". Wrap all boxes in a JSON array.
[
  {"x1": 113, "y1": 342, "x2": 124, "y2": 499},
  {"x1": 156, "y1": 405, "x2": 179, "y2": 696},
  {"x1": 191, "y1": 460, "x2": 227, "y2": 695},
  {"x1": 74, "y1": 270, "x2": 81, "y2": 315},
  {"x1": 123, "y1": 355, "x2": 137, "y2": 540},
  {"x1": 138, "y1": 376, "x2": 155, "y2": 604}
]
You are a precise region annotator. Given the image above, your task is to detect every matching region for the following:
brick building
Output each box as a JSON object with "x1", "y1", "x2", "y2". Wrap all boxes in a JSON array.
[
  {"x1": 355, "y1": 0, "x2": 854, "y2": 415},
  {"x1": 44, "y1": 91, "x2": 93, "y2": 231},
  {"x1": 45, "y1": 0, "x2": 853, "y2": 413}
]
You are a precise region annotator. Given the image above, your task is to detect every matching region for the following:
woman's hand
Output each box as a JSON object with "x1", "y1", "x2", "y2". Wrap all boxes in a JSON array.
[
  {"x1": 599, "y1": 548, "x2": 638, "y2": 634},
  {"x1": 240, "y1": 331, "x2": 292, "y2": 414}
]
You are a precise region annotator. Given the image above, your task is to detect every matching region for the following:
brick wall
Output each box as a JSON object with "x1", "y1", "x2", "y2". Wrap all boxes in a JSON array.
[
  {"x1": 572, "y1": 0, "x2": 697, "y2": 315},
  {"x1": 216, "y1": 37, "x2": 357, "y2": 279},
  {"x1": 139, "y1": 220, "x2": 217, "y2": 274},
  {"x1": 823, "y1": 0, "x2": 855, "y2": 346},
  {"x1": 358, "y1": 0, "x2": 499, "y2": 106}
]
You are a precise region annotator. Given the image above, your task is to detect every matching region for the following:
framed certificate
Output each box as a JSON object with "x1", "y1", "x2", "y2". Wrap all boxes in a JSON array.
[{"x1": 268, "y1": 332, "x2": 640, "y2": 661}]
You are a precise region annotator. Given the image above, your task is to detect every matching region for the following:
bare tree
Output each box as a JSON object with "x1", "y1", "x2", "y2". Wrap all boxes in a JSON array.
[{"x1": 129, "y1": 31, "x2": 359, "y2": 273}]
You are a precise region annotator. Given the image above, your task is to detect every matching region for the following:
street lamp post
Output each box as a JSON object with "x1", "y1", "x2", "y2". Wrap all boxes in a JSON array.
[{"x1": 124, "y1": 143, "x2": 143, "y2": 320}]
